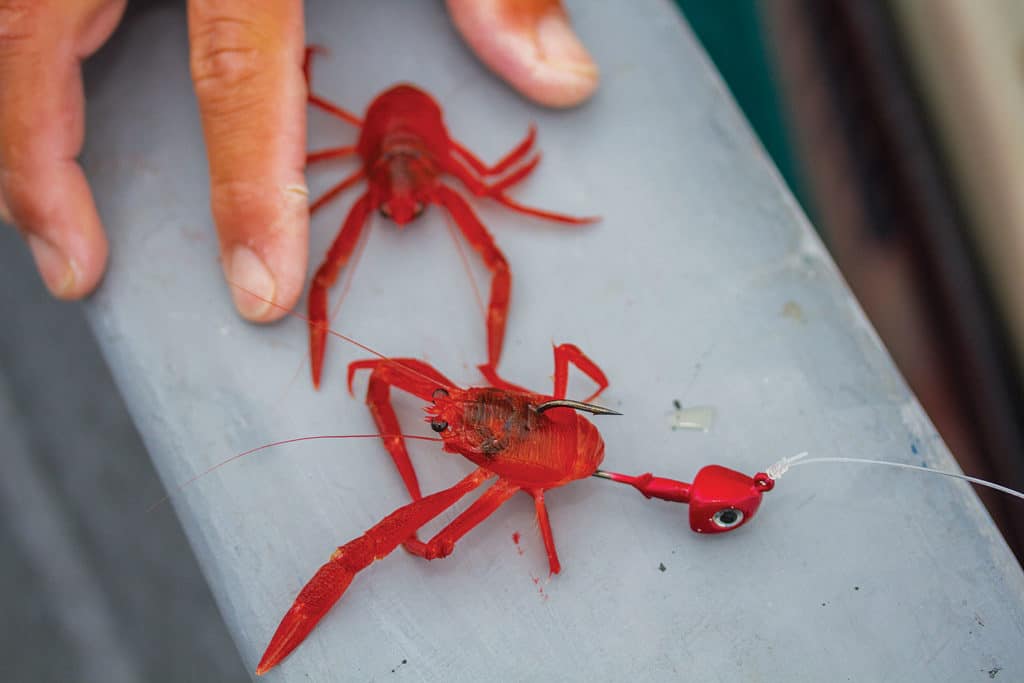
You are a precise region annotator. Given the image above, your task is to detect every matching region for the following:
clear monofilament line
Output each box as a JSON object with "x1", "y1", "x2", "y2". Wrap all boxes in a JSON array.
[{"x1": 766, "y1": 454, "x2": 1024, "y2": 502}]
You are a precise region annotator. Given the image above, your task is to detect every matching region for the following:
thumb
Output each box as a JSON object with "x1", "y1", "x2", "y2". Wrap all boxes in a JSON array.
[
  {"x1": 446, "y1": 0, "x2": 599, "y2": 108},
  {"x1": 188, "y1": 0, "x2": 308, "y2": 322}
]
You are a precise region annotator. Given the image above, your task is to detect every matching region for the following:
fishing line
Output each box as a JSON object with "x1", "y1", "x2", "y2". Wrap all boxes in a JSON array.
[{"x1": 766, "y1": 452, "x2": 1024, "y2": 501}]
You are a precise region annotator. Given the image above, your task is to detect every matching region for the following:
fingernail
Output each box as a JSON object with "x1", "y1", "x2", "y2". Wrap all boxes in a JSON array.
[
  {"x1": 535, "y1": 11, "x2": 598, "y2": 80},
  {"x1": 26, "y1": 232, "x2": 76, "y2": 297},
  {"x1": 228, "y1": 245, "x2": 276, "y2": 320}
]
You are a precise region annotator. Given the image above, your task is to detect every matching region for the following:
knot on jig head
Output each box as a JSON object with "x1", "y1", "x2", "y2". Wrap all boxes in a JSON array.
[{"x1": 765, "y1": 451, "x2": 809, "y2": 481}]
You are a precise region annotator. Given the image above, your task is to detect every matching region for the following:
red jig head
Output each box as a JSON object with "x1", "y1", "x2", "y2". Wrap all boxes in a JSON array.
[{"x1": 594, "y1": 466, "x2": 774, "y2": 533}]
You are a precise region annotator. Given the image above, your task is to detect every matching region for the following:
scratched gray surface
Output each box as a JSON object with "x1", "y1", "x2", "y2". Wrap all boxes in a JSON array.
[{"x1": 74, "y1": 0, "x2": 1024, "y2": 681}]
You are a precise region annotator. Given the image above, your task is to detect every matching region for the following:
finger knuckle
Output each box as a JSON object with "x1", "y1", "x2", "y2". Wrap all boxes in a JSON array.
[
  {"x1": 190, "y1": 14, "x2": 266, "y2": 98},
  {"x1": 0, "y1": 2, "x2": 41, "y2": 49},
  {"x1": 208, "y1": 177, "x2": 278, "y2": 231},
  {"x1": 210, "y1": 177, "x2": 262, "y2": 212}
]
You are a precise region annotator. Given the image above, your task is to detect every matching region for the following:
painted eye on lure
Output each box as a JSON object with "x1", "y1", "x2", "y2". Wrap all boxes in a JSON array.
[
  {"x1": 712, "y1": 508, "x2": 743, "y2": 529},
  {"x1": 430, "y1": 419, "x2": 448, "y2": 432}
]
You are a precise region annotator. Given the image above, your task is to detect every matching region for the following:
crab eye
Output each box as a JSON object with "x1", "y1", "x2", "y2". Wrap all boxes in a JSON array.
[
  {"x1": 432, "y1": 388, "x2": 449, "y2": 400},
  {"x1": 430, "y1": 419, "x2": 448, "y2": 433},
  {"x1": 711, "y1": 508, "x2": 743, "y2": 529}
]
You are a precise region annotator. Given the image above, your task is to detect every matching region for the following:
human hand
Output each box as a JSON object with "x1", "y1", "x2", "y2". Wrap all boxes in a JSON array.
[{"x1": 0, "y1": 0, "x2": 598, "y2": 322}]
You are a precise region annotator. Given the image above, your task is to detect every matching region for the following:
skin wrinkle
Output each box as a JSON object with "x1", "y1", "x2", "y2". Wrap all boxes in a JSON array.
[
  {"x1": 189, "y1": 11, "x2": 276, "y2": 96},
  {"x1": 0, "y1": 3, "x2": 38, "y2": 46},
  {"x1": 210, "y1": 178, "x2": 301, "y2": 241}
]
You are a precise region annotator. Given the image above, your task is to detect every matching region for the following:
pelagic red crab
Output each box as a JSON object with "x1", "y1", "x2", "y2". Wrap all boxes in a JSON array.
[
  {"x1": 302, "y1": 47, "x2": 597, "y2": 389},
  {"x1": 252, "y1": 338, "x2": 779, "y2": 675}
]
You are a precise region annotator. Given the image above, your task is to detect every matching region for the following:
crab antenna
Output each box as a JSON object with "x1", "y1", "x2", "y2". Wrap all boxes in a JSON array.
[
  {"x1": 148, "y1": 433, "x2": 443, "y2": 513},
  {"x1": 226, "y1": 280, "x2": 446, "y2": 390},
  {"x1": 535, "y1": 399, "x2": 622, "y2": 416}
]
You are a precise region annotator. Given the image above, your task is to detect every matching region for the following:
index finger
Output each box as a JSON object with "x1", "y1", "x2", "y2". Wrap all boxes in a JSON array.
[{"x1": 188, "y1": 0, "x2": 308, "y2": 322}]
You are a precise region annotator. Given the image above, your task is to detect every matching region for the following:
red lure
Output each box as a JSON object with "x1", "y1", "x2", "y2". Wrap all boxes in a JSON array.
[
  {"x1": 302, "y1": 47, "x2": 597, "y2": 389},
  {"x1": 254, "y1": 344, "x2": 777, "y2": 675}
]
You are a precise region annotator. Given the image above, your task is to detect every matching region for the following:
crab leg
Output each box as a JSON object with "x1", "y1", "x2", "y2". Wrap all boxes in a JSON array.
[
  {"x1": 450, "y1": 124, "x2": 537, "y2": 176},
  {"x1": 307, "y1": 145, "x2": 357, "y2": 164},
  {"x1": 486, "y1": 155, "x2": 541, "y2": 194},
  {"x1": 308, "y1": 192, "x2": 372, "y2": 388},
  {"x1": 303, "y1": 46, "x2": 362, "y2": 126},
  {"x1": 256, "y1": 468, "x2": 492, "y2": 676},
  {"x1": 529, "y1": 489, "x2": 562, "y2": 575},
  {"x1": 552, "y1": 343, "x2": 608, "y2": 403},
  {"x1": 479, "y1": 343, "x2": 609, "y2": 403},
  {"x1": 445, "y1": 154, "x2": 597, "y2": 225},
  {"x1": 434, "y1": 185, "x2": 510, "y2": 372},
  {"x1": 309, "y1": 168, "x2": 364, "y2": 214},
  {"x1": 403, "y1": 478, "x2": 520, "y2": 558},
  {"x1": 347, "y1": 358, "x2": 458, "y2": 500}
]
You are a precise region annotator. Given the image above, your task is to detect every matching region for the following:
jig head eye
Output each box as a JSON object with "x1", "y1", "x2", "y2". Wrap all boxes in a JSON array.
[
  {"x1": 430, "y1": 419, "x2": 448, "y2": 433},
  {"x1": 711, "y1": 508, "x2": 744, "y2": 529}
]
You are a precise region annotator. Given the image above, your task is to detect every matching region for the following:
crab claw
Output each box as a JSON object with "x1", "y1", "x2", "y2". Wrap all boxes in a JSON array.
[
  {"x1": 255, "y1": 469, "x2": 489, "y2": 674},
  {"x1": 256, "y1": 558, "x2": 356, "y2": 675}
]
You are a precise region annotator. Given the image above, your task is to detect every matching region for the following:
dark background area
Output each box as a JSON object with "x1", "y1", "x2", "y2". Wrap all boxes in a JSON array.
[
  {"x1": 0, "y1": 227, "x2": 248, "y2": 681},
  {"x1": 679, "y1": 0, "x2": 1024, "y2": 558}
]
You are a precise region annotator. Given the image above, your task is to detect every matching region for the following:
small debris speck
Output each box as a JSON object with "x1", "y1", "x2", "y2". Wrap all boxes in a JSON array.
[
  {"x1": 667, "y1": 404, "x2": 716, "y2": 431},
  {"x1": 988, "y1": 666, "x2": 1001, "y2": 679},
  {"x1": 781, "y1": 300, "x2": 806, "y2": 322},
  {"x1": 853, "y1": 586, "x2": 860, "y2": 591},
  {"x1": 821, "y1": 602, "x2": 827, "y2": 607},
  {"x1": 658, "y1": 562, "x2": 666, "y2": 572}
]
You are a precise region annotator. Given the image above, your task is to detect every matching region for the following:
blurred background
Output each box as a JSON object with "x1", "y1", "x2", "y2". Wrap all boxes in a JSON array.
[
  {"x1": 677, "y1": 0, "x2": 1024, "y2": 560},
  {"x1": 2, "y1": 0, "x2": 1023, "y2": 680}
]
